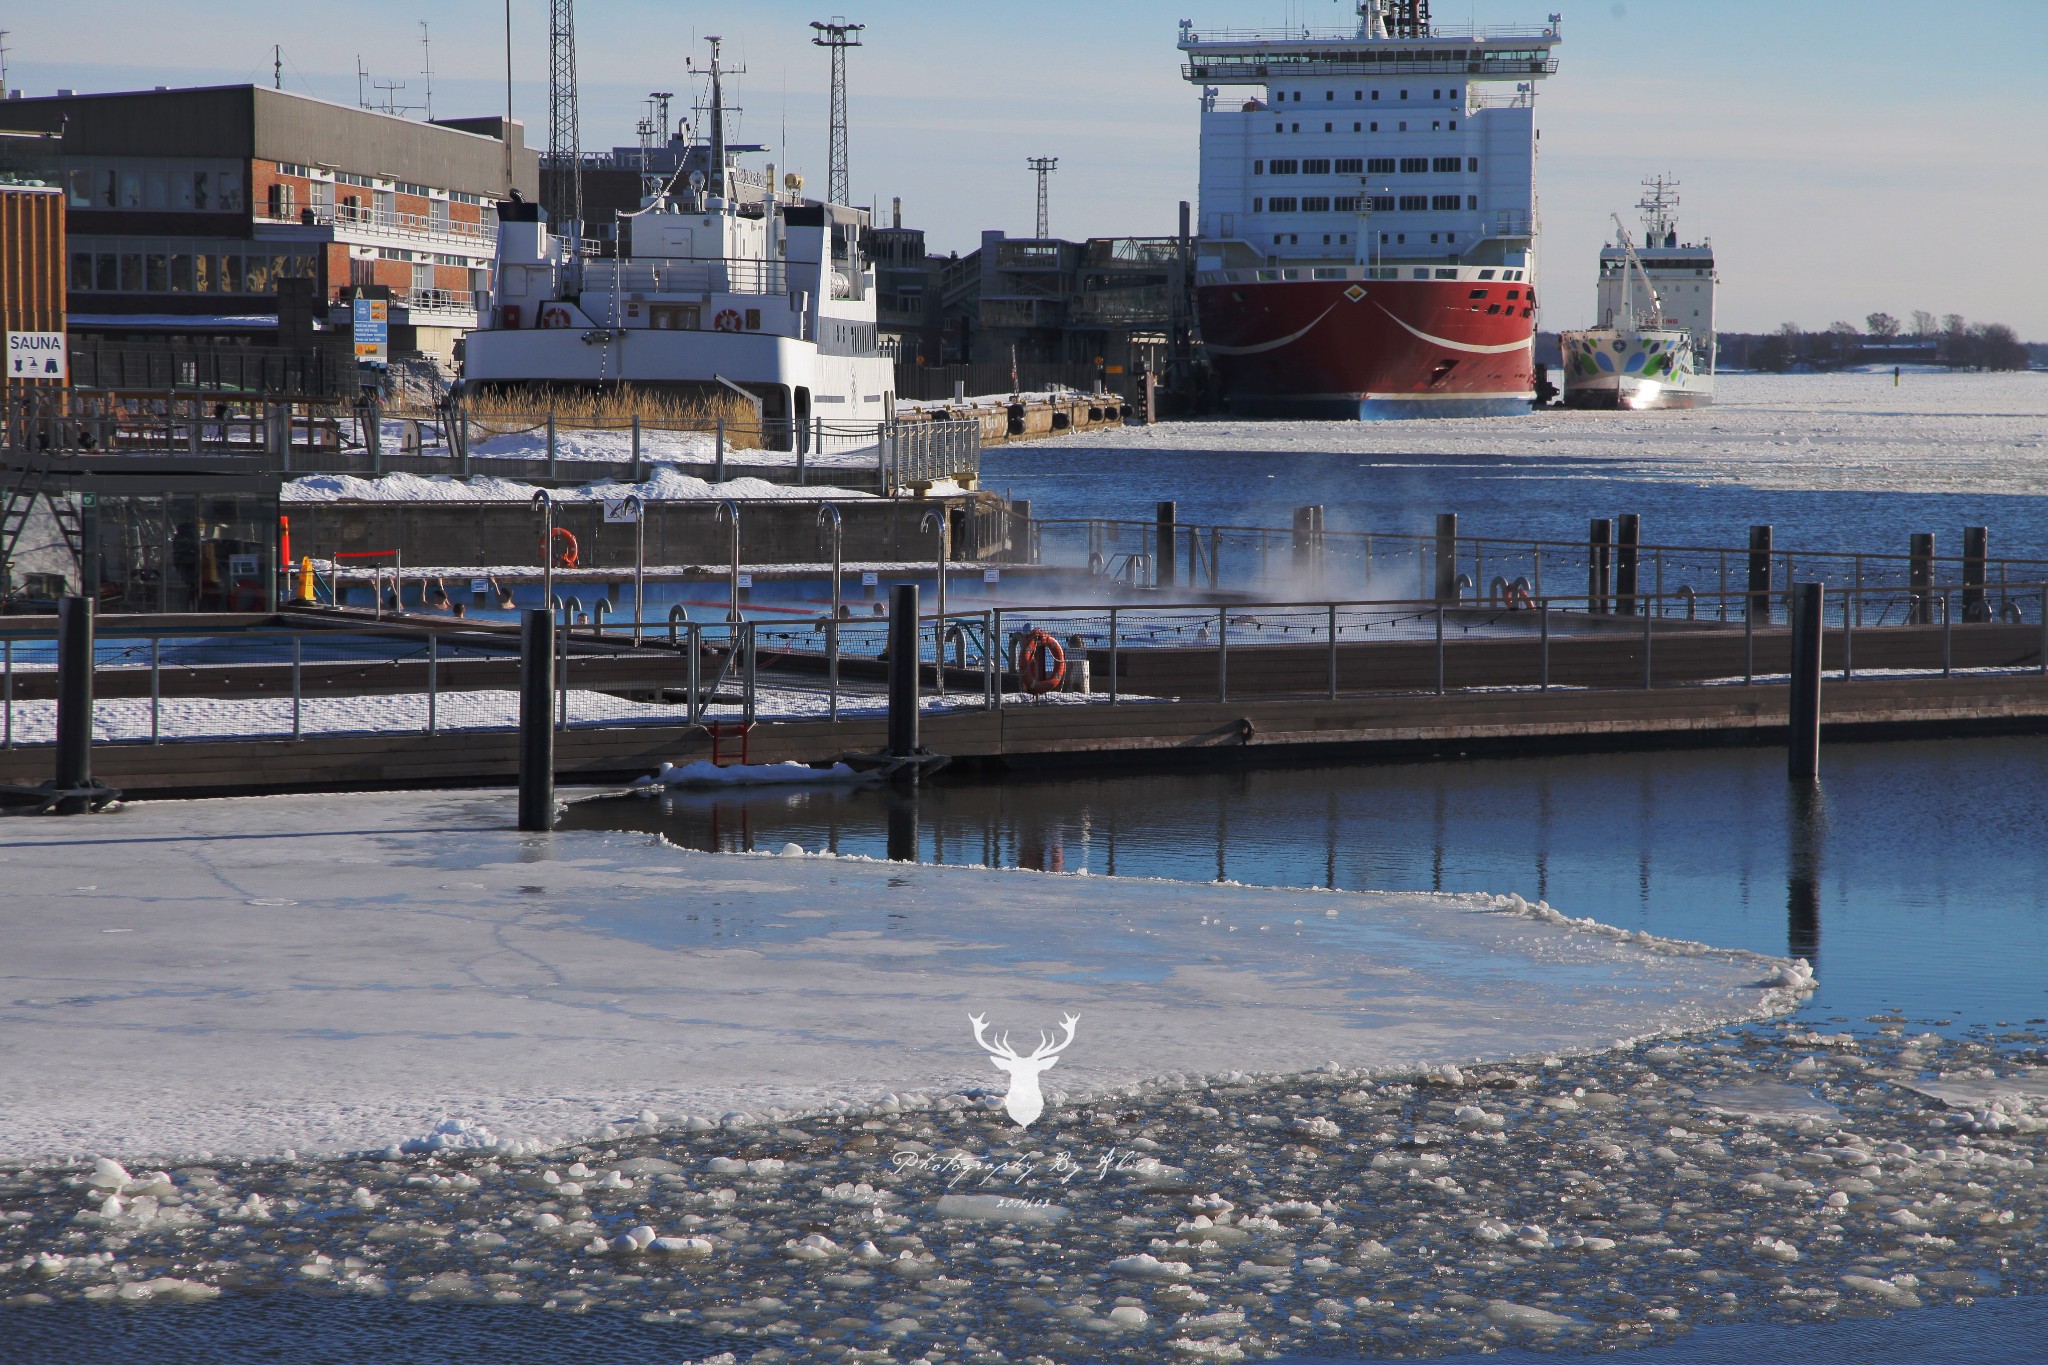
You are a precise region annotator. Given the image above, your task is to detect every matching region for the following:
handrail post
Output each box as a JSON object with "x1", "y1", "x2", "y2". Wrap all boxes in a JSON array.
[
  {"x1": 1744, "y1": 594, "x2": 1755, "y2": 686},
  {"x1": 292, "y1": 634, "x2": 302, "y2": 740},
  {"x1": 53, "y1": 597, "x2": 95, "y2": 814},
  {"x1": 150, "y1": 637, "x2": 162, "y2": 745},
  {"x1": 1217, "y1": 605, "x2": 1228, "y2": 703},
  {"x1": 1641, "y1": 594, "x2": 1653, "y2": 689},
  {"x1": 995, "y1": 607, "x2": 1006, "y2": 711},
  {"x1": 1327, "y1": 602, "x2": 1338, "y2": 700},
  {"x1": 1435, "y1": 602, "x2": 1445, "y2": 695},
  {"x1": 1788, "y1": 582, "x2": 1824, "y2": 782},
  {"x1": 518, "y1": 609, "x2": 555, "y2": 832},
  {"x1": 1107, "y1": 607, "x2": 1118, "y2": 705},
  {"x1": 744, "y1": 622, "x2": 757, "y2": 725},
  {"x1": 688, "y1": 622, "x2": 702, "y2": 723},
  {"x1": 427, "y1": 631, "x2": 439, "y2": 736},
  {"x1": 1942, "y1": 590, "x2": 1952, "y2": 676},
  {"x1": 1539, "y1": 598, "x2": 1550, "y2": 691}
]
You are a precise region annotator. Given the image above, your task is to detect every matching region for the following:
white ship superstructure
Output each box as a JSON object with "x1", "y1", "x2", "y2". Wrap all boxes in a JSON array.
[{"x1": 462, "y1": 39, "x2": 892, "y2": 450}]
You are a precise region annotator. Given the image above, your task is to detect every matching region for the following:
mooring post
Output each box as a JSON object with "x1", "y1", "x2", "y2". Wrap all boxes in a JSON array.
[
  {"x1": 1434, "y1": 513, "x2": 1459, "y2": 603},
  {"x1": 630, "y1": 414, "x2": 643, "y2": 484},
  {"x1": 1588, "y1": 518, "x2": 1612, "y2": 614},
  {"x1": 1615, "y1": 513, "x2": 1641, "y2": 617},
  {"x1": 53, "y1": 596, "x2": 95, "y2": 815},
  {"x1": 886, "y1": 793, "x2": 919, "y2": 863},
  {"x1": 1156, "y1": 501, "x2": 1178, "y2": 588},
  {"x1": 1909, "y1": 532, "x2": 1936, "y2": 625},
  {"x1": 518, "y1": 609, "x2": 556, "y2": 831},
  {"x1": 1747, "y1": 525, "x2": 1774, "y2": 624},
  {"x1": 887, "y1": 582, "x2": 921, "y2": 759},
  {"x1": 1788, "y1": 582, "x2": 1824, "y2": 782},
  {"x1": 715, "y1": 416, "x2": 727, "y2": 484},
  {"x1": 1962, "y1": 525, "x2": 1988, "y2": 622},
  {"x1": 545, "y1": 409, "x2": 557, "y2": 481}
]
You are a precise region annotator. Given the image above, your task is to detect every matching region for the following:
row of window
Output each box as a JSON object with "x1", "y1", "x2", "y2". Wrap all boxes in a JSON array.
[
  {"x1": 1256, "y1": 194, "x2": 1476, "y2": 213},
  {"x1": 1258, "y1": 156, "x2": 1475, "y2": 175},
  {"x1": 296, "y1": 166, "x2": 482, "y2": 204},
  {"x1": 65, "y1": 162, "x2": 246, "y2": 213},
  {"x1": 1270, "y1": 86, "x2": 1462, "y2": 103},
  {"x1": 1274, "y1": 118, "x2": 1460, "y2": 134},
  {"x1": 68, "y1": 240, "x2": 322, "y2": 295}
]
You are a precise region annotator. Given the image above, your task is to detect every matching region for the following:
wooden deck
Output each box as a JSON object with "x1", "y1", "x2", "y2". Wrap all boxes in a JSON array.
[{"x1": 7, "y1": 670, "x2": 2048, "y2": 799}]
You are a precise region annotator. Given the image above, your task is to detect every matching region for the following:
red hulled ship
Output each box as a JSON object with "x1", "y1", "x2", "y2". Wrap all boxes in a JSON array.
[{"x1": 1179, "y1": 2, "x2": 1560, "y2": 417}]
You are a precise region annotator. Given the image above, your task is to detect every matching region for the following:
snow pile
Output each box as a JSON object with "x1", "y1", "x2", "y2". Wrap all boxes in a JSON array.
[{"x1": 282, "y1": 467, "x2": 873, "y2": 503}]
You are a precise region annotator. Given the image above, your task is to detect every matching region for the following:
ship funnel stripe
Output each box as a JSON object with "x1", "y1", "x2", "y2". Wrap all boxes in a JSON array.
[
  {"x1": 1374, "y1": 302, "x2": 1534, "y2": 355},
  {"x1": 1204, "y1": 304, "x2": 1341, "y2": 356}
]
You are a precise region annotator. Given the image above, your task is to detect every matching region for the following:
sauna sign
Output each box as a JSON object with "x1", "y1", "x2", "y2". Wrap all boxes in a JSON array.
[
  {"x1": 352, "y1": 298, "x2": 389, "y2": 368},
  {"x1": 6, "y1": 332, "x2": 65, "y2": 381}
]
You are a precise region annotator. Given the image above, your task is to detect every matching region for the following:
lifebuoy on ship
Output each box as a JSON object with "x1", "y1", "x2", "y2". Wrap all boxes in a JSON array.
[
  {"x1": 540, "y1": 305, "x2": 573, "y2": 329},
  {"x1": 1017, "y1": 629, "x2": 1067, "y2": 695},
  {"x1": 549, "y1": 527, "x2": 579, "y2": 568},
  {"x1": 713, "y1": 309, "x2": 744, "y2": 333}
]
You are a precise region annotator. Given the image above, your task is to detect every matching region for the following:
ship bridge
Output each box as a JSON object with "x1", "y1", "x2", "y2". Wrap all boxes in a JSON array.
[{"x1": 1178, "y1": 23, "x2": 1559, "y2": 85}]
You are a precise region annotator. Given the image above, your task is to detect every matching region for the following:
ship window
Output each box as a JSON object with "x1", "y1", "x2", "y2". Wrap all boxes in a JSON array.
[
  {"x1": 1314, "y1": 266, "x2": 1347, "y2": 279},
  {"x1": 1477, "y1": 269, "x2": 1496, "y2": 280},
  {"x1": 1433, "y1": 89, "x2": 1441, "y2": 99},
  {"x1": 1433, "y1": 121, "x2": 1442, "y2": 131},
  {"x1": 1335, "y1": 196, "x2": 1361, "y2": 211},
  {"x1": 1469, "y1": 288, "x2": 1488, "y2": 299},
  {"x1": 1303, "y1": 159, "x2": 1331, "y2": 174},
  {"x1": 1380, "y1": 233, "x2": 1389, "y2": 244},
  {"x1": 1447, "y1": 232, "x2": 1456, "y2": 242},
  {"x1": 1372, "y1": 90, "x2": 1380, "y2": 100},
  {"x1": 1270, "y1": 159, "x2": 1299, "y2": 174},
  {"x1": 1276, "y1": 122, "x2": 1284, "y2": 133},
  {"x1": 1429, "y1": 234, "x2": 1439, "y2": 244},
  {"x1": 1396, "y1": 234, "x2": 1406, "y2": 244},
  {"x1": 1368, "y1": 195, "x2": 1395, "y2": 211},
  {"x1": 1398, "y1": 195, "x2": 1428, "y2": 210},
  {"x1": 1399, "y1": 121, "x2": 1408, "y2": 131},
  {"x1": 1432, "y1": 194, "x2": 1460, "y2": 210},
  {"x1": 1324, "y1": 123, "x2": 1333, "y2": 132},
  {"x1": 1302, "y1": 196, "x2": 1331, "y2": 211},
  {"x1": 1339, "y1": 234, "x2": 1348, "y2": 244},
  {"x1": 1326, "y1": 90, "x2": 1334, "y2": 100},
  {"x1": 1506, "y1": 289, "x2": 1521, "y2": 299},
  {"x1": 1468, "y1": 195, "x2": 1478, "y2": 209},
  {"x1": 1468, "y1": 157, "x2": 1479, "y2": 171},
  {"x1": 1433, "y1": 156, "x2": 1461, "y2": 172},
  {"x1": 1323, "y1": 235, "x2": 1331, "y2": 245},
  {"x1": 1487, "y1": 303, "x2": 1501, "y2": 314},
  {"x1": 1268, "y1": 197, "x2": 1298, "y2": 212},
  {"x1": 1449, "y1": 120, "x2": 1457, "y2": 130},
  {"x1": 1400, "y1": 89, "x2": 1408, "y2": 99},
  {"x1": 1370, "y1": 121, "x2": 1379, "y2": 132},
  {"x1": 1335, "y1": 158, "x2": 1363, "y2": 173},
  {"x1": 1291, "y1": 123, "x2": 1300, "y2": 132},
  {"x1": 1354, "y1": 122, "x2": 1362, "y2": 132},
  {"x1": 1412, "y1": 267, "x2": 1428, "y2": 279},
  {"x1": 1252, "y1": 198, "x2": 1264, "y2": 212},
  {"x1": 1355, "y1": 90, "x2": 1363, "y2": 100},
  {"x1": 1253, "y1": 160, "x2": 1264, "y2": 175},
  {"x1": 1398, "y1": 157, "x2": 1428, "y2": 173},
  {"x1": 1435, "y1": 268, "x2": 1457, "y2": 278},
  {"x1": 1450, "y1": 87, "x2": 1460, "y2": 98}
]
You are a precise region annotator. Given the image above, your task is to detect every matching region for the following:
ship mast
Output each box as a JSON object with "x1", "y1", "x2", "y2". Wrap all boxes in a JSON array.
[
  {"x1": 706, "y1": 37, "x2": 727, "y2": 201},
  {"x1": 1608, "y1": 213, "x2": 1665, "y2": 330},
  {"x1": 1357, "y1": 1, "x2": 1390, "y2": 40},
  {"x1": 1636, "y1": 173, "x2": 1679, "y2": 246}
]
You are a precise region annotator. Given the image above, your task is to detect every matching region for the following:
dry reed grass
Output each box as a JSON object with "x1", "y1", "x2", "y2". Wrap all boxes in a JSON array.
[{"x1": 441, "y1": 387, "x2": 764, "y2": 450}]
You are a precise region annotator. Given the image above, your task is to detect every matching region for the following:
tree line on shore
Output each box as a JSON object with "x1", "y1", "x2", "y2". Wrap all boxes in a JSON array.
[{"x1": 1721, "y1": 312, "x2": 2030, "y2": 372}]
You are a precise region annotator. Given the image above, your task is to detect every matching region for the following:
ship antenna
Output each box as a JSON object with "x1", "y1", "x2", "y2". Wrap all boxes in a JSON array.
[{"x1": 1357, "y1": 1, "x2": 1391, "y2": 40}]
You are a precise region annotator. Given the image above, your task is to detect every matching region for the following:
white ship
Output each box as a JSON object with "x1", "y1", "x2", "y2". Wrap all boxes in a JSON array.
[
  {"x1": 1559, "y1": 176, "x2": 1717, "y2": 410},
  {"x1": 461, "y1": 38, "x2": 893, "y2": 450}
]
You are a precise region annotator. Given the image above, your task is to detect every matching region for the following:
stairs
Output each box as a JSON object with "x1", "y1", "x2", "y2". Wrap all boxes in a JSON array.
[{"x1": 0, "y1": 463, "x2": 83, "y2": 595}]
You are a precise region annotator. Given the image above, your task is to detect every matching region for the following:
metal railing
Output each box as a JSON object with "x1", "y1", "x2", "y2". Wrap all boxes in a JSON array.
[
  {"x1": 582, "y1": 257, "x2": 789, "y2": 297},
  {"x1": 256, "y1": 207, "x2": 498, "y2": 249}
]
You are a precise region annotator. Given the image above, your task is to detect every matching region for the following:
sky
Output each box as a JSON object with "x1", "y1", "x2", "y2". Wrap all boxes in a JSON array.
[{"x1": 10, "y1": 0, "x2": 2048, "y2": 337}]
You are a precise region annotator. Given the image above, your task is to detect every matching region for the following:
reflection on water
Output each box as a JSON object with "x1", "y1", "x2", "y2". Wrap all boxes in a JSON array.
[{"x1": 564, "y1": 736, "x2": 2048, "y2": 1029}]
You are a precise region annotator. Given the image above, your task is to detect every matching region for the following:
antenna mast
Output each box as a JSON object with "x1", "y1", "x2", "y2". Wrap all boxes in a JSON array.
[
  {"x1": 0, "y1": 32, "x2": 10, "y2": 102},
  {"x1": 420, "y1": 23, "x2": 435, "y2": 121},
  {"x1": 1028, "y1": 156, "x2": 1058, "y2": 239},
  {"x1": 688, "y1": 38, "x2": 743, "y2": 202},
  {"x1": 1636, "y1": 173, "x2": 1680, "y2": 245},
  {"x1": 810, "y1": 17, "x2": 864, "y2": 208},
  {"x1": 547, "y1": 0, "x2": 583, "y2": 227},
  {"x1": 273, "y1": 44, "x2": 282, "y2": 91}
]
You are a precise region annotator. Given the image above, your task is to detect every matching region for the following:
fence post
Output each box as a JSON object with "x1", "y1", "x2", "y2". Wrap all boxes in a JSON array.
[
  {"x1": 427, "y1": 632, "x2": 439, "y2": 737},
  {"x1": 744, "y1": 622, "x2": 757, "y2": 726},
  {"x1": 715, "y1": 416, "x2": 727, "y2": 484},
  {"x1": 150, "y1": 637, "x2": 161, "y2": 744},
  {"x1": 54, "y1": 597, "x2": 95, "y2": 814},
  {"x1": 1788, "y1": 582, "x2": 1824, "y2": 782},
  {"x1": 1434, "y1": 513, "x2": 1459, "y2": 603},
  {"x1": 546, "y1": 410, "x2": 558, "y2": 481},
  {"x1": 887, "y1": 583, "x2": 921, "y2": 758},
  {"x1": 1327, "y1": 602, "x2": 1338, "y2": 699},
  {"x1": 3, "y1": 638, "x2": 11, "y2": 750},
  {"x1": 518, "y1": 609, "x2": 556, "y2": 831},
  {"x1": 1217, "y1": 606, "x2": 1228, "y2": 703},
  {"x1": 1539, "y1": 598, "x2": 1550, "y2": 691},
  {"x1": 1156, "y1": 501, "x2": 1177, "y2": 588},
  {"x1": 1962, "y1": 525, "x2": 1989, "y2": 622},
  {"x1": 1747, "y1": 525, "x2": 1773, "y2": 623},
  {"x1": 367, "y1": 393, "x2": 384, "y2": 475},
  {"x1": 1435, "y1": 602, "x2": 1446, "y2": 695},
  {"x1": 292, "y1": 635, "x2": 303, "y2": 740},
  {"x1": 1588, "y1": 518, "x2": 1612, "y2": 614},
  {"x1": 1107, "y1": 607, "x2": 1118, "y2": 705},
  {"x1": 630, "y1": 414, "x2": 643, "y2": 484}
]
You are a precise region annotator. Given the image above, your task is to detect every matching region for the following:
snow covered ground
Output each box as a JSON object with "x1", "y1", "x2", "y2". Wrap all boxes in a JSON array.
[
  {"x1": 282, "y1": 467, "x2": 874, "y2": 504},
  {"x1": 1072, "y1": 371, "x2": 2048, "y2": 497},
  {"x1": 393, "y1": 420, "x2": 882, "y2": 469},
  {"x1": 0, "y1": 790, "x2": 1808, "y2": 1166}
]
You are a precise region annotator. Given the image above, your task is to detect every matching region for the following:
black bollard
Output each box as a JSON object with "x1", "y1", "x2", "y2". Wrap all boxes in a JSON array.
[
  {"x1": 1909, "y1": 532, "x2": 1936, "y2": 625},
  {"x1": 1588, "y1": 518, "x2": 1612, "y2": 614},
  {"x1": 1434, "y1": 512, "x2": 1459, "y2": 602},
  {"x1": 517, "y1": 608, "x2": 556, "y2": 831},
  {"x1": 1615, "y1": 513, "x2": 1641, "y2": 617},
  {"x1": 1786, "y1": 782, "x2": 1825, "y2": 971},
  {"x1": 1962, "y1": 525, "x2": 1988, "y2": 623},
  {"x1": 1788, "y1": 582, "x2": 1824, "y2": 782},
  {"x1": 53, "y1": 596, "x2": 95, "y2": 815},
  {"x1": 887, "y1": 582, "x2": 920, "y2": 759},
  {"x1": 1155, "y1": 501, "x2": 1177, "y2": 588},
  {"x1": 1747, "y1": 525, "x2": 1774, "y2": 623}
]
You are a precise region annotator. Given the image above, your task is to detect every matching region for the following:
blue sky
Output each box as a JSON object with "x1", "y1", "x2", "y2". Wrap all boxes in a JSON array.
[{"x1": 11, "y1": 1, "x2": 2047, "y2": 336}]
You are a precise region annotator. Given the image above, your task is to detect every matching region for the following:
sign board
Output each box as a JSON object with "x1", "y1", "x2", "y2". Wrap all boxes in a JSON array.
[
  {"x1": 6, "y1": 332, "x2": 66, "y2": 381},
  {"x1": 860, "y1": 571, "x2": 879, "y2": 587},
  {"x1": 603, "y1": 499, "x2": 644, "y2": 524},
  {"x1": 736, "y1": 573, "x2": 754, "y2": 589},
  {"x1": 983, "y1": 568, "x2": 1001, "y2": 584},
  {"x1": 351, "y1": 297, "x2": 389, "y2": 368},
  {"x1": 470, "y1": 578, "x2": 489, "y2": 597},
  {"x1": 228, "y1": 555, "x2": 260, "y2": 580}
]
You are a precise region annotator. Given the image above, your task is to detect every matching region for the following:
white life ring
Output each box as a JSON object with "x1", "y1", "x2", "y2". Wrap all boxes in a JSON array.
[
  {"x1": 540, "y1": 305, "x2": 573, "y2": 329},
  {"x1": 714, "y1": 309, "x2": 744, "y2": 333}
]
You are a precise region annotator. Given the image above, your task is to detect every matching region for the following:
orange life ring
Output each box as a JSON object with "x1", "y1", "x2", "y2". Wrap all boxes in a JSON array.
[
  {"x1": 540, "y1": 305, "x2": 573, "y2": 329},
  {"x1": 713, "y1": 308, "x2": 744, "y2": 333},
  {"x1": 1018, "y1": 629, "x2": 1067, "y2": 695},
  {"x1": 1505, "y1": 579, "x2": 1534, "y2": 611},
  {"x1": 549, "y1": 527, "x2": 580, "y2": 568}
]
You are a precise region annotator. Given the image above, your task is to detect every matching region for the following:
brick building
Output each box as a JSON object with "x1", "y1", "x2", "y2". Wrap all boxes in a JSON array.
[{"x1": 0, "y1": 84, "x2": 538, "y2": 371}]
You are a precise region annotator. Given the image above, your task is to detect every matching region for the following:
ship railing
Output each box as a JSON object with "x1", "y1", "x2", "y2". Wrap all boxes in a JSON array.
[
  {"x1": 1178, "y1": 23, "x2": 1559, "y2": 47},
  {"x1": 584, "y1": 258, "x2": 790, "y2": 297},
  {"x1": 258, "y1": 207, "x2": 498, "y2": 249}
]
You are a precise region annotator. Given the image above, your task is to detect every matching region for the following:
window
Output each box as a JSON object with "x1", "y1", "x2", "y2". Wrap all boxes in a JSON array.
[
  {"x1": 395, "y1": 181, "x2": 430, "y2": 197},
  {"x1": 1267, "y1": 197, "x2": 1299, "y2": 212},
  {"x1": 1398, "y1": 195, "x2": 1428, "y2": 211},
  {"x1": 1269, "y1": 159, "x2": 1299, "y2": 175},
  {"x1": 1275, "y1": 122, "x2": 1284, "y2": 133},
  {"x1": 1399, "y1": 157, "x2": 1429, "y2": 173},
  {"x1": 268, "y1": 182, "x2": 296, "y2": 219},
  {"x1": 1399, "y1": 89, "x2": 1408, "y2": 99},
  {"x1": 1324, "y1": 123, "x2": 1333, "y2": 132},
  {"x1": 1302, "y1": 159, "x2": 1331, "y2": 174},
  {"x1": 1468, "y1": 288, "x2": 1489, "y2": 299},
  {"x1": 1369, "y1": 121, "x2": 1379, "y2": 132},
  {"x1": 1325, "y1": 90, "x2": 1334, "y2": 101},
  {"x1": 1335, "y1": 157, "x2": 1363, "y2": 174},
  {"x1": 1301, "y1": 196, "x2": 1332, "y2": 212},
  {"x1": 1432, "y1": 194, "x2": 1461, "y2": 210},
  {"x1": 1353, "y1": 122, "x2": 1362, "y2": 132},
  {"x1": 1399, "y1": 121, "x2": 1408, "y2": 132},
  {"x1": 1253, "y1": 160, "x2": 1265, "y2": 175},
  {"x1": 1433, "y1": 89, "x2": 1441, "y2": 99},
  {"x1": 1291, "y1": 123, "x2": 1300, "y2": 132},
  {"x1": 1367, "y1": 157, "x2": 1396, "y2": 174},
  {"x1": 1252, "y1": 198, "x2": 1264, "y2": 212},
  {"x1": 1433, "y1": 156, "x2": 1461, "y2": 172},
  {"x1": 277, "y1": 161, "x2": 310, "y2": 178},
  {"x1": 1450, "y1": 87, "x2": 1460, "y2": 99},
  {"x1": 1469, "y1": 157, "x2": 1479, "y2": 172},
  {"x1": 1372, "y1": 90, "x2": 1380, "y2": 100},
  {"x1": 1467, "y1": 195, "x2": 1479, "y2": 210},
  {"x1": 1335, "y1": 196, "x2": 1361, "y2": 212},
  {"x1": 1432, "y1": 121, "x2": 1442, "y2": 132},
  {"x1": 1449, "y1": 120, "x2": 1457, "y2": 131},
  {"x1": 1355, "y1": 90, "x2": 1363, "y2": 100},
  {"x1": 1368, "y1": 195, "x2": 1395, "y2": 211}
]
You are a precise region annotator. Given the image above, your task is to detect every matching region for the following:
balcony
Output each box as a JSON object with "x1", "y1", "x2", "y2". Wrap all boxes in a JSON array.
[
  {"x1": 583, "y1": 257, "x2": 789, "y2": 297},
  {"x1": 255, "y1": 207, "x2": 498, "y2": 253}
]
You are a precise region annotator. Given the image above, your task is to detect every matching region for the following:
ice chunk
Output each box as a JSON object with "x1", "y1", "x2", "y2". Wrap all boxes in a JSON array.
[
  {"x1": 1484, "y1": 1300, "x2": 1574, "y2": 1330},
  {"x1": 1698, "y1": 1082, "x2": 1840, "y2": 1124},
  {"x1": 1109, "y1": 1253, "x2": 1193, "y2": 1281},
  {"x1": 88, "y1": 1159, "x2": 131, "y2": 1191},
  {"x1": 934, "y1": 1194, "x2": 1069, "y2": 1224}
]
